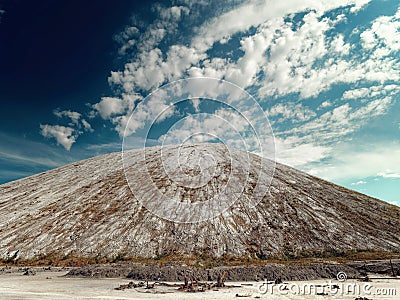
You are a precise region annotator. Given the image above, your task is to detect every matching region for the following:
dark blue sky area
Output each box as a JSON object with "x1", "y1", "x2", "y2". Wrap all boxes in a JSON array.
[
  {"x1": 0, "y1": 0, "x2": 144, "y2": 135},
  {"x1": 0, "y1": 0, "x2": 156, "y2": 183}
]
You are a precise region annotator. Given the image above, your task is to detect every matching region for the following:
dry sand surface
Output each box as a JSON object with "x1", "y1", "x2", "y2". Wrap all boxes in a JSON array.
[{"x1": 0, "y1": 268, "x2": 398, "y2": 300}]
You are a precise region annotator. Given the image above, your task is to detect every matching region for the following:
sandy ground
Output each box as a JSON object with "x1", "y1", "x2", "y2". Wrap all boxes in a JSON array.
[{"x1": 0, "y1": 270, "x2": 398, "y2": 299}]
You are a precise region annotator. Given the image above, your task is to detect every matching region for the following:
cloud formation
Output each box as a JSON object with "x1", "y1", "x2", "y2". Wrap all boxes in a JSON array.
[
  {"x1": 41, "y1": 0, "x2": 400, "y2": 198},
  {"x1": 40, "y1": 124, "x2": 77, "y2": 151},
  {"x1": 40, "y1": 110, "x2": 94, "y2": 150}
]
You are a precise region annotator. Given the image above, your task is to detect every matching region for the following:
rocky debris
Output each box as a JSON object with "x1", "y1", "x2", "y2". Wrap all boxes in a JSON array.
[
  {"x1": 66, "y1": 263, "x2": 134, "y2": 278},
  {"x1": 66, "y1": 261, "x2": 364, "y2": 281},
  {"x1": 0, "y1": 143, "x2": 399, "y2": 261},
  {"x1": 0, "y1": 266, "x2": 12, "y2": 274},
  {"x1": 115, "y1": 281, "x2": 145, "y2": 290},
  {"x1": 350, "y1": 260, "x2": 400, "y2": 277},
  {"x1": 22, "y1": 268, "x2": 36, "y2": 276},
  {"x1": 128, "y1": 263, "x2": 360, "y2": 282},
  {"x1": 0, "y1": 266, "x2": 70, "y2": 275},
  {"x1": 115, "y1": 274, "x2": 240, "y2": 293},
  {"x1": 359, "y1": 275, "x2": 371, "y2": 282}
]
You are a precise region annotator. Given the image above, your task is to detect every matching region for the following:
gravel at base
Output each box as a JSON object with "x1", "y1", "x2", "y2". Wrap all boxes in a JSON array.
[{"x1": 65, "y1": 260, "x2": 400, "y2": 281}]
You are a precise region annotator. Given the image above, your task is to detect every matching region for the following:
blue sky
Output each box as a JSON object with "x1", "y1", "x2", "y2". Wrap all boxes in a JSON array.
[{"x1": 0, "y1": 0, "x2": 399, "y2": 206}]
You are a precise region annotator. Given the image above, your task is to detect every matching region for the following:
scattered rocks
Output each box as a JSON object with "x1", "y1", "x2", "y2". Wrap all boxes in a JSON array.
[
  {"x1": 115, "y1": 281, "x2": 145, "y2": 290},
  {"x1": 66, "y1": 261, "x2": 362, "y2": 281},
  {"x1": 22, "y1": 268, "x2": 36, "y2": 276},
  {"x1": 359, "y1": 275, "x2": 371, "y2": 282},
  {"x1": 66, "y1": 263, "x2": 133, "y2": 278},
  {"x1": 351, "y1": 260, "x2": 400, "y2": 277},
  {"x1": 236, "y1": 293, "x2": 252, "y2": 297}
]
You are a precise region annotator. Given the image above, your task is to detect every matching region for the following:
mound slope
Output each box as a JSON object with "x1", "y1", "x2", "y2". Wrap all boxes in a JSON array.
[{"x1": 0, "y1": 143, "x2": 399, "y2": 261}]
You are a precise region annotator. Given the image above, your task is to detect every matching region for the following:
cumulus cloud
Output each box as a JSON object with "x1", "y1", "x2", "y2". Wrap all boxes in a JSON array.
[
  {"x1": 53, "y1": 109, "x2": 93, "y2": 132},
  {"x1": 306, "y1": 143, "x2": 400, "y2": 182},
  {"x1": 81, "y1": 119, "x2": 93, "y2": 132},
  {"x1": 268, "y1": 103, "x2": 316, "y2": 124},
  {"x1": 350, "y1": 0, "x2": 371, "y2": 13},
  {"x1": 275, "y1": 137, "x2": 331, "y2": 168},
  {"x1": 92, "y1": 97, "x2": 127, "y2": 119},
  {"x1": 351, "y1": 180, "x2": 366, "y2": 186},
  {"x1": 114, "y1": 26, "x2": 139, "y2": 56},
  {"x1": 40, "y1": 125, "x2": 77, "y2": 151},
  {"x1": 341, "y1": 84, "x2": 399, "y2": 111},
  {"x1": 377, "y1": 170, "x2": 400, "y2": 179},
  {"x1": 360, "y1": 9, "x2": 400, "y2": 53},
  {"x1": 113, "y1": 4, "x2": 190, "y2": 57},
  {"x1": 40, "y1": 109, "x2": 94, "y2": 150},
  {"x1": 160, "y1": 109, "x2": 254, "y2": 150},
  {"x1": 54, "y1": 109, "x2": 81, "y2": 125},
  {"x1": 278, "y1": 84, "x2": 396, "y2": 148},
  {"x1": 159, "y1": 5, "x2": 190, "y2": 20},
  {"x1": 92, "y1": 93, "x2": 172, "y2": 137},
  {"x1": 192, "y1": 0, "x2": 370, "y2": 51},
  {"x1": 331, "y1": 34, "x2": 351, "y2": 55}
]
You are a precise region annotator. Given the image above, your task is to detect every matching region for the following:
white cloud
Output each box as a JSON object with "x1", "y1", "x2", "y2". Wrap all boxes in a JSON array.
[
  {"x1": 254, "y1": 12, "x2": 351, "y2": 98},
  {"x1": 275, "y1": 137, "x2": 331, "y2": 168},
  {"x1": 92, "y1": 97, "x2": 127, "y2": 119},
  {"x1": 270, "y1": 82, "x2": 397, "y2": 175},
  {"x1": 109, "y1": 44, "x2": 206, "y2": 94},
  {"x1": 53, "y1": 109, "x2": 94, "y2": 136},
  {"x1": 319, "y1": 101, "x2": 332, "y2": 109},
  {"x1": 268, "y1": 102, "x2": 316, "y2": 124},
  {"x1": 192, "y1": 0, "x2": 370, "y2": 51},
  {"x1": 81, "y1": 119, "x2": 93, "y2": 132},
  {"x1": 377, "y1": 170, "x2": 400, "y2": 179},
  {"x1": 331, "y1": 34, "x2": 350, "y2": 55},
  {"x1": 158, "y1": 110, "x2": 262, "y2": 153},
  {"x1": 114, "y1": 26, "x2": 139, "y2": 44},
  {"x1": 40, "y1": 125, "x2": 77, "y2": 151},
  {"x1": 306, "y1": 143, "x2": 400, "y2": 181},
  {"x1": 361, "y1": 6, "x2": 400, "y2": 54},
  {"x1": 360, "y1": 30, "x2": 376, "y2": 49},
  {"x1": 113, "y1": 4, "x2": 190, "y2": 56},
  {"x1": 118, "y1": 91, "x2": 176, "y2": 137},
  {"x1": 350, "y1": 0, "x2": 371, "y2": 13},
  {"x1": 114, "y1": 26, "x2": 139, "y2": 55},
  {"x1": 160, "y1": 5, "x2": 190, "y2": 19},
  {"x1": 343, "y1": 87, "x2": 373, "y2": 99},
  {"x1": 281, "y1": 91, "x2": 394, "y2": 146},
  {"x1": 351, "y1": 180, "x2": 366, "y2": 185},
  {"x1": 54, "y1": 109, "x2": 81, "y2": 125},
  {"x1": 91, "y1": 94, "x2": 142, "y2": 136}
]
